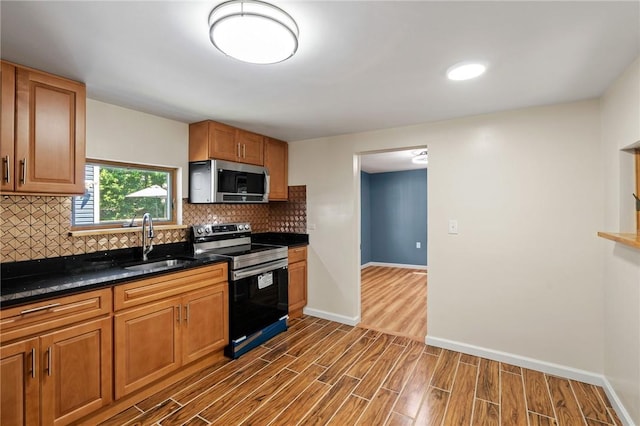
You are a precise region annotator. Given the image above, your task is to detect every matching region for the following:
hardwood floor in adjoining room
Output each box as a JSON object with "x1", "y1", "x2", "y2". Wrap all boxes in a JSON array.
[
  {"x1": 360, "y1": 266, "x2": 427, "y2": 341},
  {"x1": 97, "y1": 316, "x2": 622, "y2": 426}
]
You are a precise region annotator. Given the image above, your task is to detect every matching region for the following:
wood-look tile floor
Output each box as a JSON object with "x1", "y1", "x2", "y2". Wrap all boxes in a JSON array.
[
  {"x1": 100, "y1": 316, "x2": 622, "y2": 426},
  {"x1": 360, "y1": 266, "x2": 427, "y2": 341}
]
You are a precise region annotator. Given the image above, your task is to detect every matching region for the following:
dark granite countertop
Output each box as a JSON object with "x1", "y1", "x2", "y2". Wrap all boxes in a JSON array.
[
  {"x1": 1, "y1": 242, "x2": 225, "y2": 308},
  {"x1": 252, "y1": 232, "x2": 309, "y2": 248}
]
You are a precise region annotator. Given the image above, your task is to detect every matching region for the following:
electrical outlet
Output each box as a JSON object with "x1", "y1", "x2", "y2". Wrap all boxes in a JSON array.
[
  {"x1": 448, "y1": 219, "x2": 458, "y2": 234},
  {"x1": 416, "y1": 242, "x2": 421, "y2": 248}
]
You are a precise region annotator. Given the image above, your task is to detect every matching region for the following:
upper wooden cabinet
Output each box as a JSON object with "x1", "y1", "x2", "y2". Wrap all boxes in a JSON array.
[
  {"x1": 189, "y1": 120, "x2": 264, "y2": 166},
  {"x1": 189, "y1": 120, "x2": 290, "y2": 199},
  {"x1": 0, "y1": 60, "x2": 86, "y2": 195},
  {"x1": 0, "y1": 62, "x2": 16, "y2": 193},
  {"x1": 264, "y1": 137, "x2": 288, "y2": 201}
]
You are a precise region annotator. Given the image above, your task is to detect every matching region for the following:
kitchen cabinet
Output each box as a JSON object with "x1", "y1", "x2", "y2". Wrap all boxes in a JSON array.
[
  {"x1": 1, "y1": 62, "x2": 16, "y2": 193},
  {"x1": 113, "y1": 264, "x2": 228, "y2": 398},
  {"x1": 264, "y1": 137, "x2": 288, "y2": 201},
  {"x1": 0, "y1": 289, "x2": 112, "y2": 426},
  {"x1": 236, "y1": 129, "x2": 264, "y2": 165},
  {"x1": 0, "y1": 60, "x2": 86, "y2": 195},
  {"x1": 288, "y1": 246, "x2": 308, "y2": 319},
  {"x1": 189, "y1": 120, "x2": 264, "y2": 166},
  {"x1": 0, "y1": 337, "x2": 39, "y2": 426}
]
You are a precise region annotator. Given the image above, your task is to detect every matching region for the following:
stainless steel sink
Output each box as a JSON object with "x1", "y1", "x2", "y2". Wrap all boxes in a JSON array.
[{"x1": 123, "y1": 258, "x2": 193, "y2": 272}]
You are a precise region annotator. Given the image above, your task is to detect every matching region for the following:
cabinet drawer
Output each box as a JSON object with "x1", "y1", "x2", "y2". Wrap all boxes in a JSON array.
[
  {"x1": 0, "y1": 288, "x2": 112, "y2": 344},
  {"x1": 114, "y1": 263, "x2": 228, "y2": 311},
  {"x1": 288, "y1": 246, "x2": 307, "y2": 264}
]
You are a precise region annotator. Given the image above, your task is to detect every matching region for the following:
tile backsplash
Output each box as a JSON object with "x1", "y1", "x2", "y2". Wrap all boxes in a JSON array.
[{"x1": 0, "y1": 185, "x2": 306, "y2": 262}]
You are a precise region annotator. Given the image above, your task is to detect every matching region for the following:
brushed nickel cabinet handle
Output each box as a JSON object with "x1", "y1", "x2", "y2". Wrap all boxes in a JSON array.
[
  {"x1": 3, "y1": 155, "x2": 9, "y2": 183},
  {"x1": 185, "y1": 304, "x2": 190, "y2": 325},
  {"x1": 176, "y1": 305, "x2": 181, "y2": 324},
  {"x1": 20, "y1": 158, "x2": 26, "y2": 184},
  {"x1": 243, "y1": 144, "x2": 246, "y2": 158},
  {"x1": 31, "y1": 348, "x2": 36, "y2": 378},
  {"x1": 237, "y1": 143, "x2": 241, "y2": 158},
  {"x1": 46, "y1": 347, "x2": 52, "y2": 376},
  {"x1": 20, "y1": 303, "x2": 61, "y2": 315}
]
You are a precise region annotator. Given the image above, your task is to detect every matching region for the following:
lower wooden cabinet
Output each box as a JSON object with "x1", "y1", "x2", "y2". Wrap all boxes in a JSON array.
[
  {"x1": 114, "y1": 297, "x2": 180, "y2": 399},
  {"x1": 114, "y1": 280, "x2": 228, "y2": 399},
  {"x1": 0, "y1": 289, "x2": 112, "y2": 426},
  {"x1": 0, "y1": 338, "x2": 39, "y2": 426},
  {"x1": 40, "y1": 318, "x2": 112, "y2": 426},
  {"x1": 182, "y1": 285, "x2": 228, "y2": 364},
  {"x1": 288, "y1": 246, "x2": 308, "y2": 319},
  {"x1": 0, "y1": 317, "x2": 111, "y2": 426}
]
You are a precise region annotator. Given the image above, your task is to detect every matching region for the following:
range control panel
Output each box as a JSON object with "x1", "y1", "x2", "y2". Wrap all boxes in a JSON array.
[{"x1": 192, "y1": 222, "x2": 251, "y2": 237}]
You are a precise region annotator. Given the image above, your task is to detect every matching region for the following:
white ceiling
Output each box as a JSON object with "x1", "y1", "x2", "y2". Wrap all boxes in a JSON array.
[{"x1": 1, "y1": 1, "x2": 638, "y2": 145}]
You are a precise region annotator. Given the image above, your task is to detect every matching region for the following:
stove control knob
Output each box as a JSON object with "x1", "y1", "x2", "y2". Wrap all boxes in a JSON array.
[
  {"x1": 196, "y1": 227, "x2": 204, "y2": 235},
  {"x1": 205, "y1": 226, "x2": 211, "y2": 233},
  {"x1": 245, "y1": 224, "x2": 251, "y2": 231}
]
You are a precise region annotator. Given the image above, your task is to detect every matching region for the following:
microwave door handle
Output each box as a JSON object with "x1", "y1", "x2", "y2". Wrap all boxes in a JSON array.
[{"x1": 264, "y1": 171, "x2": 270, "y2": 198}]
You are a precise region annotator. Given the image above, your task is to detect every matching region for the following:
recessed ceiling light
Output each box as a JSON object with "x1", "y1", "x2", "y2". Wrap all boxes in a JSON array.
[
  {"x1": 209, "y1": 0, "x2": 299, "y2": 65},
  {"x1": 446, "y1": 62, "x2": 487, "y2": 81}
]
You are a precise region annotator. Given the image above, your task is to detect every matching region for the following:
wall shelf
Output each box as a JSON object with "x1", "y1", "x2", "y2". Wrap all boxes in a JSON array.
[{"x1": 597, "y1": 232, "x2": 640, "y2": 249}]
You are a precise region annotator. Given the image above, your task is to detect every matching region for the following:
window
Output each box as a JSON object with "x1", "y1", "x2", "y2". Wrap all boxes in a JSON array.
[{"x1": 72, "y1": 159, "x2": 177, "y2": 229}]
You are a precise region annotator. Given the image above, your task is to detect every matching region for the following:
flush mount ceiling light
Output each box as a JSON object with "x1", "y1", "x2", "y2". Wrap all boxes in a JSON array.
[
  {"x1": 412, "y1": 150, "x2": 428, "y2": 165},
  {"x1": 208, "y1": 0, "x2": 299, "y2": 64},
  {"x1": 446, "y1": 62, "x2": 487, "y2": 81}
]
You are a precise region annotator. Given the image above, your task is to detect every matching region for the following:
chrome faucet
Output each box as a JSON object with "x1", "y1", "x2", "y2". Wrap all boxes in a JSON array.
[{"x1": 141, "y1": 212, "x2": 154, "y2": 261}]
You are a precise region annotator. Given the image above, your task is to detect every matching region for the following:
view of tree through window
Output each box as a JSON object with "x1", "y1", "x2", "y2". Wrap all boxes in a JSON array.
[{"x1": 72, "y1": 161, "x2": 175, "y2": 227}]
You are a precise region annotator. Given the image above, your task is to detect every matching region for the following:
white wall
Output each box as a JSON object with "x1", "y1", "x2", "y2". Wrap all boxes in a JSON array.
[
  {"x1": 85, "y1": 99, "x2": 189, "y2": 197},
  {"x1": 600, "y1": 57, "x2": 640, "y2": 424},
  {"x1": 289, "y1": 100, "x2": 604, "y2": 374}
]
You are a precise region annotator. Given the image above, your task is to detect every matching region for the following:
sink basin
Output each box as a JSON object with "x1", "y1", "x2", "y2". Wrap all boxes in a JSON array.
[{"x1": 123, "y1": 258, "x2": 194, "y2": 272}]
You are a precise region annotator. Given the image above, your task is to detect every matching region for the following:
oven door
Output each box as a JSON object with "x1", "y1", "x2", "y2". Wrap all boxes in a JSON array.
[{"x1": 228, "y1": 259, "x2": 288, "y2": 342}]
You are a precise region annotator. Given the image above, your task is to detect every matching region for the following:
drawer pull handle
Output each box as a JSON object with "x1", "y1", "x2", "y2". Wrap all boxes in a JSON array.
[
  {"x1": 46, "y1": 347, "x2": 52, "y2": 376},
  {"x1": 3, "y1": 155, "x2": 9, "y2": 183},
  {"x1": 30, "y1": 347, "x2": 36, "y2": 378},
  {"x1": 20, "y1": 303, "x2": 61, "y2": 315}
]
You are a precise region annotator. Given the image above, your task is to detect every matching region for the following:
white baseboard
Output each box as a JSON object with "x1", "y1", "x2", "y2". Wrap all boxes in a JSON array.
[
  {"x1": 362, "y1": 262, "x2": 428, "y2": 270},
  {"x1": 426, "y1": 335, "x2": 635, "y2": 425},
  {"x1": 302, "y1": 307, "x2": 360, "y2": 326},
  {"x1": 601, "y1": 376, "x2": 636, "y2": 426}
]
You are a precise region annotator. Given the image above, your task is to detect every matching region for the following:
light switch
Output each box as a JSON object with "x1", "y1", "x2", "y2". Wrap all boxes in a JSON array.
[
  {"x1": 416, "y1": 242, "x2": 421, "y2": 248},
  {"x1": 448, "y1": 219, "x2": 458, "y2": 234}
]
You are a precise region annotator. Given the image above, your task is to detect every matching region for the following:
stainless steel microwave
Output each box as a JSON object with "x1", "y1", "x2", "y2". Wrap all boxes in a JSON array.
[{"x1": 189, "y1": 159, "x2": 269, "y2": 204}]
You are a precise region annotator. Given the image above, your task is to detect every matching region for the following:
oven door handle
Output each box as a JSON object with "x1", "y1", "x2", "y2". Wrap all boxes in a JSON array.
[{"x1": 232, "y1": 258, "x2": 288, "y2": 281}]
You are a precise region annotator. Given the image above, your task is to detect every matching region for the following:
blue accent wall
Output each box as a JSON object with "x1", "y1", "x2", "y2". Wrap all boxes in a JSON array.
[
  {"x1": 361, "y1": 171, "x2": 372, "y2": 265},
  {"x1": 361, "y1": 169, "x2": 427, "y2": 266}
]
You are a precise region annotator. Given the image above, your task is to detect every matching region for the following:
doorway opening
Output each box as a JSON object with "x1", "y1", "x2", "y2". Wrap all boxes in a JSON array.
[{"x1": 358, "y1": 148, "x2": 428, "y2": 342}]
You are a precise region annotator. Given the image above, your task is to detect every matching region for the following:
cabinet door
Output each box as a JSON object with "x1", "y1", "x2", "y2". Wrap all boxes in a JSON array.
[
  {"x1": 237, "y1": 129, "x2": 264, "y2": 165},
  {"x1": 14, "y1": 67, "x2": 85, "y2": 194},
  {"x1": 40, "y1": 317, "x2": 111, "y2": 426},
  {"x1": 0, "y1": 62, "x2": 16, "y2": 192},
  {"x1": 0, "y1": 338, "x2": 39, "y2": 426},
  {"x1": 288, "y1": 260, "x2": 308, "y2": 317},
  {"x1": 264, "y1": 137, "x2": 288, "y2": 200},
  {"x1": 182, "y1": 283, "x2": 229, "y2": 364},
  {"x1": 209, "y1": 121, "x2": 238, "y2": 162},
  {"x1": 114, "y1": 297, "x2": 181, "y2": 399}
]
